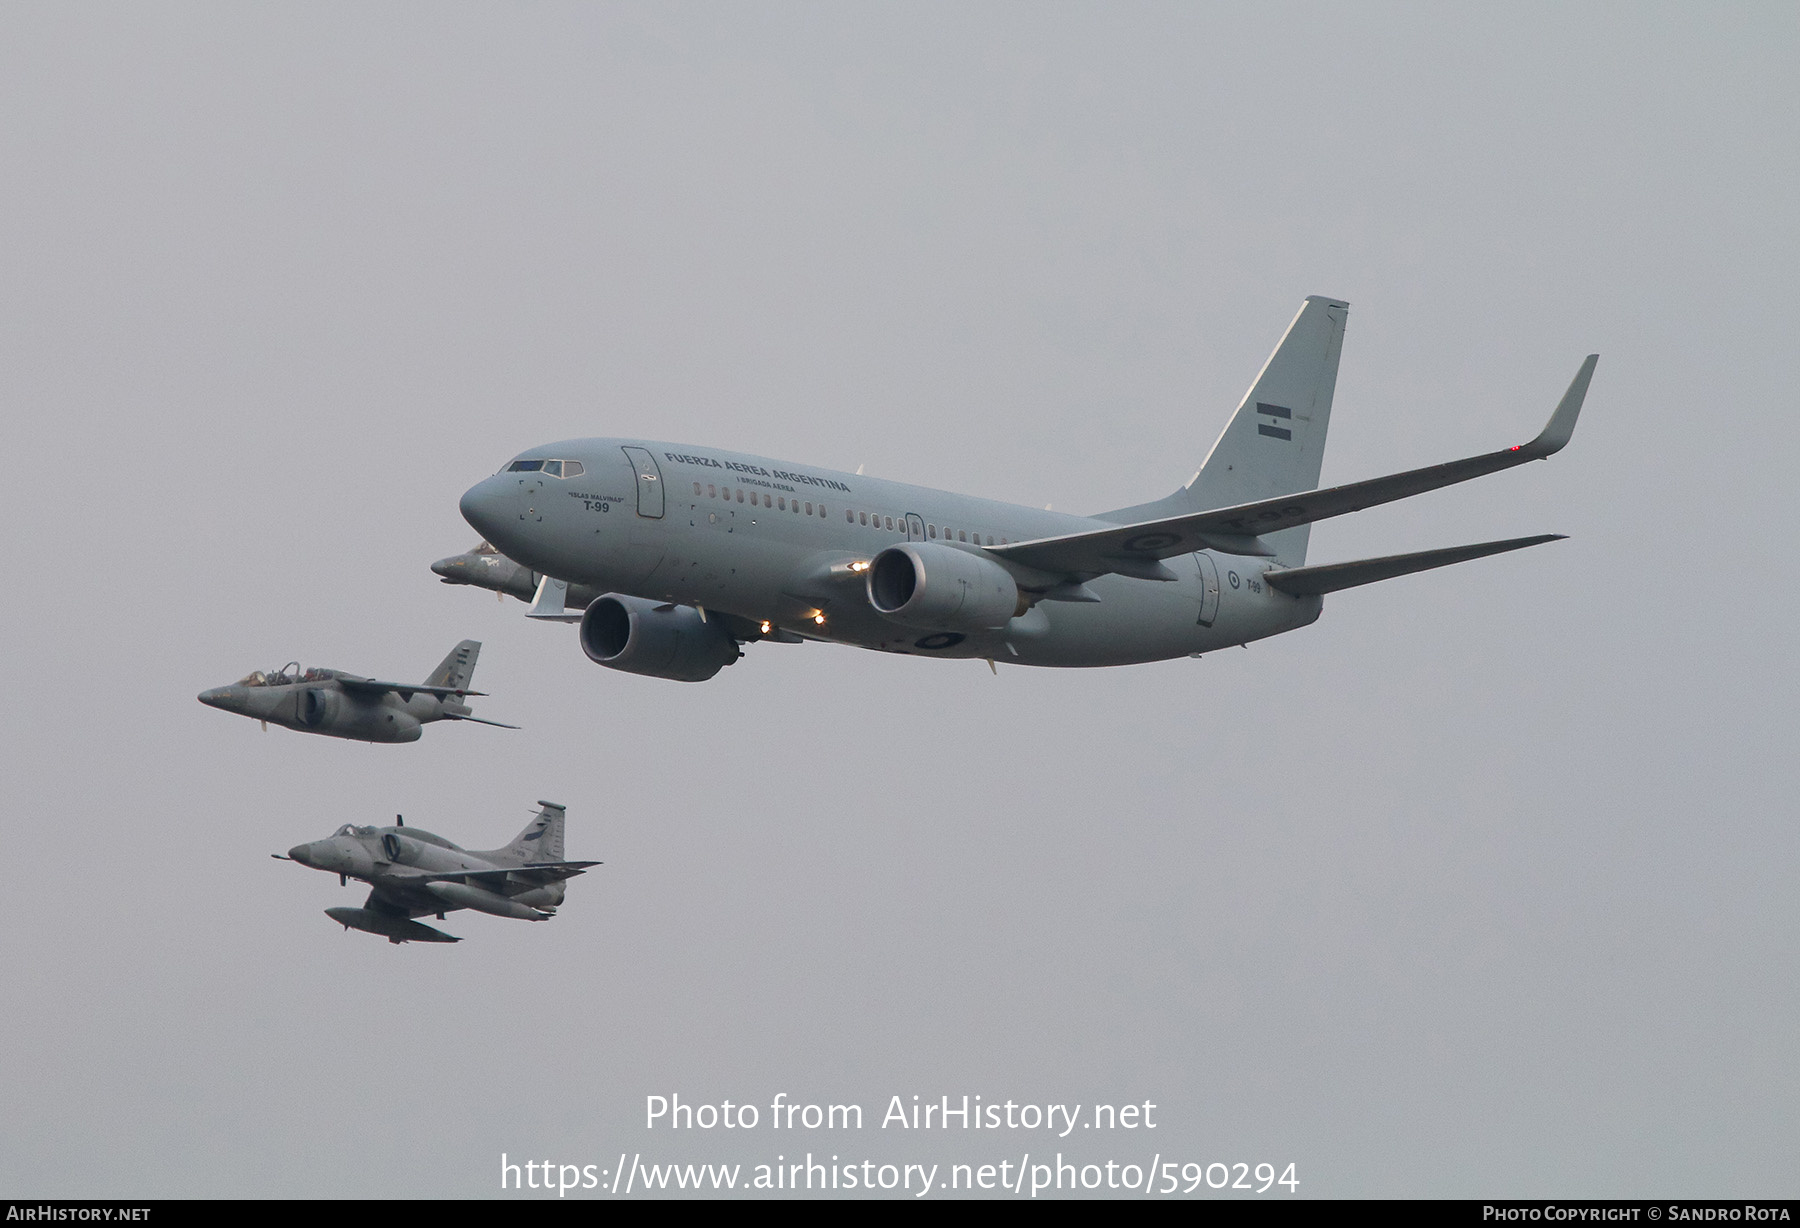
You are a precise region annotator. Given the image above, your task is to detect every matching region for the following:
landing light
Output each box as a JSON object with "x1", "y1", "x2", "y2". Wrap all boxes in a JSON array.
[
  {"x1": 849, "y1": 560, "x2": 869, "y2": 572},
  {"x1": 760, "y1": 621, "x2": 772, "y2": 634},
  {"x1": 814, "y1": 614, "x2": 826, "y2": 625}
]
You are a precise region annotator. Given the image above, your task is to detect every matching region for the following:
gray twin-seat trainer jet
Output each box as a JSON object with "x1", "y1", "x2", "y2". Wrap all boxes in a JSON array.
[
  {"x1": 431, "y1": 540, "x2": 605, "y2": 610},
  {"x1": 279, "y1": 801, "x2": 597, "y2": 944},
  {"x1": 197, "y1": 639, "x2": 515, "y2": 742},
  {"x1": 452, "y1": 296, "x2": 1597, "y2": 682}
]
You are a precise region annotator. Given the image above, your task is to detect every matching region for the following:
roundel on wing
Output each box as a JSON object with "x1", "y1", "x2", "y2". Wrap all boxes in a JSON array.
[
  {"x1": 1121, "y1": 532, "x2": 1182, "y2": 553},
  {"x1": 913, "y1": 633, "x2": 966, "y2": 651}
]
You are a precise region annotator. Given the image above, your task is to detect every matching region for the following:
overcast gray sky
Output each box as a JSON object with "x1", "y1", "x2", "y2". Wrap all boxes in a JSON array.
[{"x1": 2, "y1": 1, "x2": 1795, "y2": 1199}]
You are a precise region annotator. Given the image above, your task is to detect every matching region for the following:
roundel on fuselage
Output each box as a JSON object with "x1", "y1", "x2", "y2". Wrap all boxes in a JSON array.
[{"x1": 913, "y1": 632, "x2": 965, "y2": 651}]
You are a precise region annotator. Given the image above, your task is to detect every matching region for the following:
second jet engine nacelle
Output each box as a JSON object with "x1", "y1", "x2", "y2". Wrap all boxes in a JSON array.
[
  {"x1": 866, "y1": 541, "x2": 1026, "y2": 631},
  {"x1": 579, "y1": 593, "x2": 741, "y2": 683}
]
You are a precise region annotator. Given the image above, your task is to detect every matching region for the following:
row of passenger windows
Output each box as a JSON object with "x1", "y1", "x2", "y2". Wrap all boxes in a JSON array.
[
  {"x1": 848, "y1": 509, "x2": 1006, "y2": 545},
  {"x1": 688, "y1": 481, "x2": 1007, "y2": 544},
  {"x1": 507, "y1": 459, "x2": 585, "y2": 478},
  {"x1": 693, "y1": 483, "x2": 825, "y2": 516}
]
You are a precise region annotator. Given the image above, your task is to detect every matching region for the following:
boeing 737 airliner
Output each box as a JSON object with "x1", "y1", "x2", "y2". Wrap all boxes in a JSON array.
[{"x1": 454, "y1": 297, "x2": 1594, "y2": 681}]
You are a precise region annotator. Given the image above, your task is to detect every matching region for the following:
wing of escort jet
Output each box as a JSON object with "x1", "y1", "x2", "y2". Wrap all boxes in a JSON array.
[
  {"x1": 393, "y1": 861, "x2": 601, "y2": 886},
  {"x1": 335, "y1": 676, "x2": 487, "y2": 699},
  {"x1": 333, "y1": 639, "x2": 493, "y2": 698},
  {"x1": 987, "y1": 355, "x2": 1596, "y2": 581},
  {"x1": 328, "y1": 894, "x2": 462, "y2": 943},
  {"x1": 337, "y1": 640, "x2": 520, "y2": 726}
]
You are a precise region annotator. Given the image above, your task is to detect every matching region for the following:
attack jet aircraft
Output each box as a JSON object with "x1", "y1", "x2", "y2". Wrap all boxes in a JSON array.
[
  {"x1": 197, "y1": 639, "x2": 514, "y2": 743},
  {"x1": 431, "y1": 541, "x2": 604, "y2": 618},
  {"x1": 278, "y1": 801, "x2": 597, "y2": 943}
]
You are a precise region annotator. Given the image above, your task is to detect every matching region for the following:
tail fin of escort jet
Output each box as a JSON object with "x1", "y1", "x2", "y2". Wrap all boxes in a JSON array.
[
  {"x1": 499, "y1": 801, "x2": 566, "y2": 864},
  {"x1": 1096, "y1": 296, "x2": 1349, "y2": 567},
  {"x1": 424, "y1": 639, "x2": 481, "y2": 692}
]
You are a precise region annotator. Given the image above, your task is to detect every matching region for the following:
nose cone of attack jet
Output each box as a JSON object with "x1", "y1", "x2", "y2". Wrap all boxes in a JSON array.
[
  {"x1": 287, "y1": 843, "x2": 316, "y2": 866},
  {"x1": 197, "y1": 687, "x2": 241, "y2": 713}
]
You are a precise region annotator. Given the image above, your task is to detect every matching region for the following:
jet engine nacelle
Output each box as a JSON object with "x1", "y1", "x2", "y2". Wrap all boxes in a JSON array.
[
  {"x1": 578, "y1": 594, "x2": 741, "y2": 682},
  {"x1": 867, "y1": 541, "x2": 1026, "y2": 631}
]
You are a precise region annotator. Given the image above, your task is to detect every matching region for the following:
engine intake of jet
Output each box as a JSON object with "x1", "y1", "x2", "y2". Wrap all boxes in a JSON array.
[
  {"x1": 578, "y1": 594, "x2": 741, "y2": 682},
  {"x1": 866, "y1": 541, "x2": 1027, "y2": 631},
  {"x1": 298, "y1": 687, "x2": 340, "y2": 728}
]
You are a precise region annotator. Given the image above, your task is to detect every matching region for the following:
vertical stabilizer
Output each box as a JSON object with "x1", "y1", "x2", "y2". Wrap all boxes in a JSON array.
[
  {"x1": 500, "y1": 801, "x2": 566, "y2": 864},
  {"x1": 425, "y1": 639, "x2": 481, "y2": 691},
  {"x1": 1186, "y1": 296, "x2": 1348, "y2": 565}
]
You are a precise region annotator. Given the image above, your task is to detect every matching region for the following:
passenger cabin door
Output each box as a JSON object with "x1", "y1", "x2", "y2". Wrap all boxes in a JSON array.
[
  {"x1": 1194, "y1": 552, "x2": 1221, "y2": 627},
  {"x1": 620, "y1": 447, "x2": 664, "y2": 519},
  {"x1": 905, "y1": 513, "x2": 925, "y2": 542}
]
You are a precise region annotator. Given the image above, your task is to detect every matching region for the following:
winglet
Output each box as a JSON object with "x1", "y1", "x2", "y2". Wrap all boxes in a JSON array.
[{"x1": 1521, "y1": 355, "x2": 1597, "y2": 459}]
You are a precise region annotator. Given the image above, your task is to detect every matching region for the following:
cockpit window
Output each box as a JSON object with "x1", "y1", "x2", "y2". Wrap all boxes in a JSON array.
[
  {"x1": 234, "y1": 664, "x2": 331, "y2": 688},
  {"x1": 508, "y1": 458, "x2": 583, "y2": 477},
  {"x1": 335, "y1": 824, "x2": 355, "y2": 837}
]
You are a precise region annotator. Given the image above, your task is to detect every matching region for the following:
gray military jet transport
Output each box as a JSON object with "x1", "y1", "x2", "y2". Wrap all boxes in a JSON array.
[
  {"x1": 456, "y1": 296, "x2": 1596, "y2": 681},
  {"x1": 279, "y1": 801, "x2": 597, "y2": 943},
  {"x1": 197, "y1": 639, "x2": 514, "y2": 743}
]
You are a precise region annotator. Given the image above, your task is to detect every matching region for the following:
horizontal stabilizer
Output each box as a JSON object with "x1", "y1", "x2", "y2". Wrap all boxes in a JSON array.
[
  {"x1": 442, "y1": 713, "x2": 520, "y2": 730},
  {"x1": 1262, "y1": 534, "x2": 1566, "y2": 597},
  {"x1": 989, "y1": 355, "x2": 1595, "y2": 581}
]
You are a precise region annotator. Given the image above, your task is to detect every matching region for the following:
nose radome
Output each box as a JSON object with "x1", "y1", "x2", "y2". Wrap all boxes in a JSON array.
[
  {"x1": 430, "y1": 556, "x2": 463, "y2": 581},
  {"x1": 287, "y1": 843, "x2": 315, "y2": 866},
  {"x1": 459, "y1": 478, "x2": 510, "y2": 542}
]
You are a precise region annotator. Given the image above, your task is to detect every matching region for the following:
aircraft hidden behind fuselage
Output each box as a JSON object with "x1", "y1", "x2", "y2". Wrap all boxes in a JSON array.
[
  {"x1": 197, "y1": 639, "x2": 516, "y2": 742},
  {"x1": 454, "y1": 297, "x2": 1596, "y2": 683},
  {"x1": 431, "y1": 540, "x2": 605, "y2": 610}
]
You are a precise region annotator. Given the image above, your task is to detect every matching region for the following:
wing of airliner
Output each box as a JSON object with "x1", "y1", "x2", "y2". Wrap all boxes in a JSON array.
[{"x1": 988, "y1": 355, "x2": 1596, "y2": 580}]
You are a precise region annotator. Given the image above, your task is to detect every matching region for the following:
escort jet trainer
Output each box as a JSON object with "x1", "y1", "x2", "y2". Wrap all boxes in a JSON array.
[
  {"x1": 457, "y1": 297, "x2": 1596, "y2": 682},
  {"x1": 431, "y1": 541, "x2": 604, "y2": 614},
  {"x1": 278, "y1": 801, "x2": 596, "y2": 943},
  {"x1": 197, "y1": 639, "x2": 515, "y2": 742}
]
